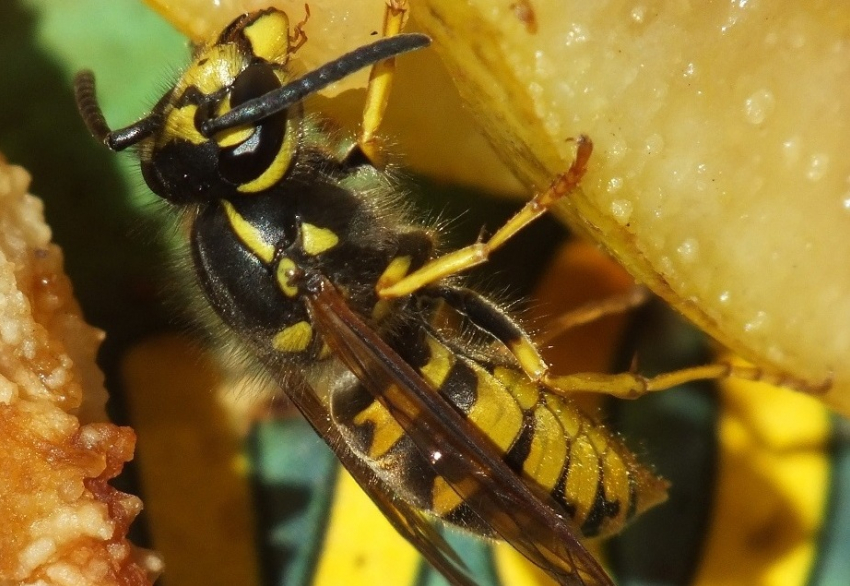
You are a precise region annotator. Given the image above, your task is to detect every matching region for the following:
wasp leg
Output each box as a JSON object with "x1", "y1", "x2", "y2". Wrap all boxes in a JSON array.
[
  {"x1": 347, "y1": 0, "x2": 411, "y2": 166},
  {"x1": 288, "y1": 3, "x2": 311, "y2": 54},
  {"x1": 378, "y1": 136, "x2": 593, "y2": 299},
  {"x1": 429, "y1": 284, "x2": 651, "y2": 378},
  {"x1": 545, "y1": 362, "x2": 833, "y2": 399},
  {"x1": 423, "y1": 286, "x2": 831, "y2": 398},
  {"x1": 537, "y1": 284, "x2": 650, "y2": 346}
]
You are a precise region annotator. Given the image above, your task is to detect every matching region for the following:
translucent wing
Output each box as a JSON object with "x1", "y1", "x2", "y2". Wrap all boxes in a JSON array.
[
  {"x1": 304, "y1": 276, "x2": 614, "y2": 586},
  {"x1": 265, "y1": 337, "x2": 480, "y2": 586}
]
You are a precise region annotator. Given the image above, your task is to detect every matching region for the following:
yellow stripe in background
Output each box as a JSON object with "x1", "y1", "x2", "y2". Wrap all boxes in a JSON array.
[
  {"x1": 494, "y1": 540, "x2": 567, "y2": 585},
  {"x1": 122, "y1": 334, "x2": 262, "y2": 586},
  {"x1": 495, "y1": 537, "x2": 611, "y2": 585},
  {"x1": 693, "y1": 370, "x2": 830, "y2": 586},
  {"x1": 313, "y1": 468, "x2": 421, "y2": 586}
]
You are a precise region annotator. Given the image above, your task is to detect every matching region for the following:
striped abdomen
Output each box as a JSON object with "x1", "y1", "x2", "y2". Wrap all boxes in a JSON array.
[{"x1": 331, "y1": 326, "x2": 668, "y2": 539}]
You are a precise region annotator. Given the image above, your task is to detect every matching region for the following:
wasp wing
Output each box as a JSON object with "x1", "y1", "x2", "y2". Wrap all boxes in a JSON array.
[
  {"x1": 305, "y1": 277, "x2": 613, "y2": 586},
  {"x1": 267, "y1": 338, "x2": 480, "y2": 586}
]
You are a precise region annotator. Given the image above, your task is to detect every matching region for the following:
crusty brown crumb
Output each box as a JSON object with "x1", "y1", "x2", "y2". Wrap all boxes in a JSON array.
[{"x1": 0, "y1": 156, "x2": 161, "y2": 585}]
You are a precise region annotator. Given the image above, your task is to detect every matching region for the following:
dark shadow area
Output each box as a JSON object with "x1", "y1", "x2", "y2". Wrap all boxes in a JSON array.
[
  {"x1": 606, "y1": 300, "x2": 719, "y2": 585},
  {"x1": 807, "y1": 415, "x2": 850, "y2": 585},
  {"x1": 249, "y1": 419, "x2": 339, "y2": 586},
  {"x1": 606, "y1": 300, "x2": 815, "y2": 585}
]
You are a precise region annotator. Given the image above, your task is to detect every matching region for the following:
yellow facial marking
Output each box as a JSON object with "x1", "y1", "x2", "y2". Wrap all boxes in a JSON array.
[
  {"x1": 273, "y1": 321, "x2": 313, "y2": 353},
  {"x1": 216, "y1": 125, "x2": 254, "y2": 148},
  {"x1": 243, "y1": 10, "x2": 291, "y2": 63},
  {"x1": 162, "y1": 45, "x2": 248, "y2": 148},
  {"x1": 276, "y1": 257, "x2": 299, "y2": 298},
  {"x1": 302, "y1": 223, "x2": 340, "y2": 256},
  {"x1": 163, "y1": 105, "x2": 205, "y2": 145},
  {"x1": 353, "y1": 400, "x2": 404, "y2": 460},
  {"x1": 237, "y1": 116, "x2": 298, "y2": 193},
  {"x1": 214, "y1": 96, "x2": 253, "y2": 148},
  {"x1": 222, "y1": 200, "x2": 275, "y2": 263},
  {"x1": 376, "y1": 255, "x2": 412, "y2": 290},
  {"x1": 179, "y1": 44, "x2": 243, "y2": 96}
]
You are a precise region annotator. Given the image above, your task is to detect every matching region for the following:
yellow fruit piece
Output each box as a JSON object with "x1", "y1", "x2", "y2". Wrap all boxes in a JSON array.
[{"x1": 411, "y1": 0, "x2": 850, "y2": 415}]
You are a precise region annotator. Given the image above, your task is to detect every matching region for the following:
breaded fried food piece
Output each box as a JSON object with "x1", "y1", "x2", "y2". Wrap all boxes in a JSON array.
[{"x1": 0, "y1": 155, "x2": 161, "y2": 586}]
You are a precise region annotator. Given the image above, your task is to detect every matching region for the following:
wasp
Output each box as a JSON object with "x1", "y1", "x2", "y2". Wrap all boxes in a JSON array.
[{"x1": 72, "y1": 4, "x2": 774, "y2": 584}]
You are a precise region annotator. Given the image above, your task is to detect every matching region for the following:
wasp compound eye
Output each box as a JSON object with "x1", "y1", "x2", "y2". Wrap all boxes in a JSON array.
[
  {"x1": 217, "y1": 63, "x2": 288, "y2": 185},
  {"x1": 230, "y1": 62, "x2": 282, "y2": 108}
]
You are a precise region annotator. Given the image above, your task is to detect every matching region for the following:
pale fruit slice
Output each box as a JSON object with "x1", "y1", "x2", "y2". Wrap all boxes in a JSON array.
[{"x1": 411, "y1": 0, "x2": 850, "y2": 415}]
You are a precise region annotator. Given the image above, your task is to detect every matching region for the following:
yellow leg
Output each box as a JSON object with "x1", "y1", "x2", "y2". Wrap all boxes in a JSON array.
[
  {"x1": 377, "y1": 136, "x2": 593, "y2": 299},
  {"x1": 358, "y1": 0, "x2": 410, "y2": 164},
  {"x1": 425, "y1": 281, "x2": 830, "y2": 397},
  {"x1": 537, "y1": 285, "x2": 650, "y2": 346},
  {"x1": 544, "y1": 363, "x2": 832, "y2": 399}
]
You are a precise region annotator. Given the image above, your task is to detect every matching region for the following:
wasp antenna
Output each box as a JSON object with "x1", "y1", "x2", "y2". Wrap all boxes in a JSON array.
[
  {"x1": 73, "y1": 70, "x2": 159, "y2": 152},
  {"x1": 73, "y1": 71, "x2": 111, "y2": 143},
  {"x1": 201, "y1": 32, "x2": 431, "y2": 137}
]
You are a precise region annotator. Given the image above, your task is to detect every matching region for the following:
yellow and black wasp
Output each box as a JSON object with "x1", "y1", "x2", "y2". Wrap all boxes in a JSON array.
[{"x1": 71, "y1": 4, "x2": 768, "y2": 584}]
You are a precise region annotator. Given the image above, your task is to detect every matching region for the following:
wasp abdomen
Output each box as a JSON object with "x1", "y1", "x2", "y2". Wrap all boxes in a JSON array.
[{"x1": 333, "y1": 325, "x2": 667, "y2": 538}]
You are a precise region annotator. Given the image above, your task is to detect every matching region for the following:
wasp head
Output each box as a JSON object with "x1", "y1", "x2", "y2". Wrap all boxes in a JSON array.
[{"x1": 73, "y1": 8, "x2": 430, "y2": 205}]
